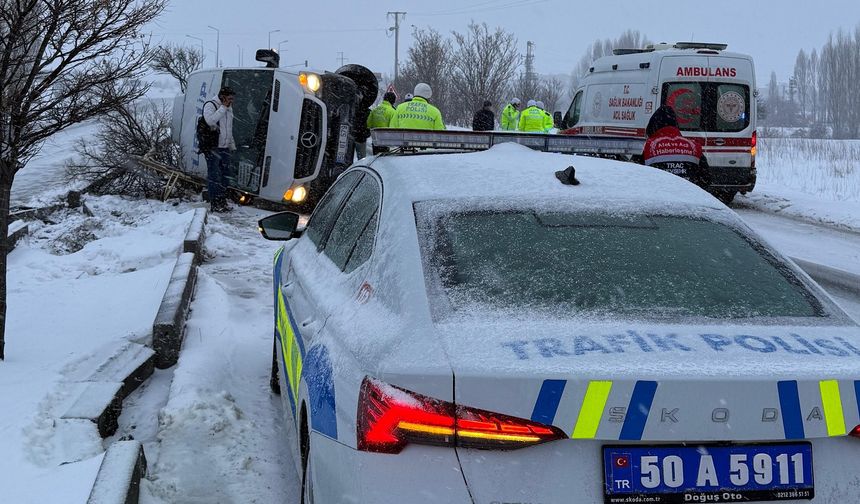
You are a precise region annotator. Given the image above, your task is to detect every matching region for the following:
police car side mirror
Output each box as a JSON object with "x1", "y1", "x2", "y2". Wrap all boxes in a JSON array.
[{"x1": 258, "y1": 212, "x2": 302, "y2": 241}]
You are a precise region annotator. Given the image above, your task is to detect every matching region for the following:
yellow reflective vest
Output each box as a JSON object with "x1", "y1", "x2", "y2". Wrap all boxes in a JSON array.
[
  {"x1": 542, "y1": 109, "x2": 555, "y2": 132},
  {"x1": 518, "y1": 106, "x2": 548, "y2": 132},
  {"x1": 367, "y1": 101, "x2": 396, "y2": 129},
  {"x1": 500, "y1": 103, "x2": 520, "y2": 131},
  {"x1": 389, "y1": 97, "x2": 445, "y2": 130}
]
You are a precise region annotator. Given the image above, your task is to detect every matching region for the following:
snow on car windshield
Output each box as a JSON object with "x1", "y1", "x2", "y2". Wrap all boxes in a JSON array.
[{"x1": 415, "y1": 203, "x2": 823, "y2": 320}]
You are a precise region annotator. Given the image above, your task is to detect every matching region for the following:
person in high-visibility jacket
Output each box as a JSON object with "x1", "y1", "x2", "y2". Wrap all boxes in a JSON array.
[
  {"x1": 537, "y1": 101, "x2": 554, "y2": 132},
  {"x1": 390, "y1": 83, "x2": 445, "y2": 130},
  {"x1": 367, "y1": 92, "x2": 397, "y2": 129},
  {"x1": 500, "y1": 98, "x2": 521, "y2": 131},
  {"x1": 518, "y1": 100, "x2": 548, "y2": 132}
]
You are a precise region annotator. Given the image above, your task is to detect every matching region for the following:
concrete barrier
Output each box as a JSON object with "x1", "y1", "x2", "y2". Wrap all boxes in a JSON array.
[
  {"x1": 182, "y1": 207, "x2": 208, "y2": 264},
  {"x1": 7, "y1": 220, "x2": 28, "y2": 253},
  {"x1": 152, "y1": 253, "x2": 197, "y2": 368},
  {"x1": 87, "y1": 441, "x2": 147, "y2": 504},
  {"x1": 791, "y1": 257, "x2": 860, "y2": 297}
]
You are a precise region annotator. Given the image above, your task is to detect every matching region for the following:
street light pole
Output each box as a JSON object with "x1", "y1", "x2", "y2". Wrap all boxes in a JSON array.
[
  {"x1": 278, "y1": 39, "x2": 289, "y2": 55},
  {"x1": 237, "y1": 44, "x2": 242, "y2": 66},
  {"x1": 185, "y1": 34, "x2": 205, "y2": 65},
  {"x1": 207, "y1": 25, "x2": 220, "y2": 67},
  {"x1": 268, "y1": 29, "x2": 281, "y2": 49}
]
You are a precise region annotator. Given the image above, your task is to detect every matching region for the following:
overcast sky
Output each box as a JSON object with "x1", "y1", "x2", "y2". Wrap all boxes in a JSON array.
[{"x1": 151, "y1": 0, "x2": 860, "y2": 86}]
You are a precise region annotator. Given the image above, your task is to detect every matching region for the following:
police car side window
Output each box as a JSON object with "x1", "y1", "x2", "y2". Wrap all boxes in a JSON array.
[
  {"x1": 306, "y1": 172, "x2": 363, "y2": 248},
  {"x1": 322, "y1": 175, "x2": 381, "y2": 272}
]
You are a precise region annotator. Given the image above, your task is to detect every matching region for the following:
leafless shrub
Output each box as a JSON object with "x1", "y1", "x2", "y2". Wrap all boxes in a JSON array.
[{"x1": 66, "y1": 100, "x2": 190, "y2": 199}]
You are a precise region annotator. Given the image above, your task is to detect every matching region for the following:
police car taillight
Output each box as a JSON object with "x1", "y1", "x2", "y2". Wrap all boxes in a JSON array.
[{"x1": 357, "y1": 377, "x2": 567, "y2": 454}]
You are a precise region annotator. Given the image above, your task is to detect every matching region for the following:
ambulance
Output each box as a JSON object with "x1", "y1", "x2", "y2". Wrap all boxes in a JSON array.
[
  {"x1": 561, "y1": 42, "x2": 757, "y2": 203},
  {"x1": 171, "y1": 50, "x2": 377, "y2": 207}
]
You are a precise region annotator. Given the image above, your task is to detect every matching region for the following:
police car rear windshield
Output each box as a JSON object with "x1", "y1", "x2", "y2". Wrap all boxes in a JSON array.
[
  {"x1": 416, "y1": 207, "x2": 822, "y2": 320},
  {"x1": 661, "y1": 82, "x2": 750, "y2": 133}
]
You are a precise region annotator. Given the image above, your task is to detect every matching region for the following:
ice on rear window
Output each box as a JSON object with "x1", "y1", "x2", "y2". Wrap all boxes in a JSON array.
[{"x1": 415, "y1": 200, "x2": 824, "y2": 322}]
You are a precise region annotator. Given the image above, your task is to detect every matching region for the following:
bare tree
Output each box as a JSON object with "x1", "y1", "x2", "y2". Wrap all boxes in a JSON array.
[
  {"x1": 151, "y1": 44, "x2": 204, "y2": 92},
  {"x1": 449, "y1": 22, "x2": 521, "y2": 126},
  {"x1": 537, "y1": 76, "x2": 565, "y2": 114},
  {"x1": 66, "y1": 100, "x2": 183, "y2": 198},
  {"x1": 793, "y1": 49, "x2": 809, "y2": 119},
  {"x1": 394, "y1": 27, "x2": 454, "y2": 114},
  {"x1": 0, "y1": 0, "x2": 166, "y2": 360},
  {"x1": 570, "y1": 30, "x2": 650, "y2": 91}
]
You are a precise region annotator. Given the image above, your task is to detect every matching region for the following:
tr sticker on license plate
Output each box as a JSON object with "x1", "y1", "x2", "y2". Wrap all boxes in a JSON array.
[{"x1": 602, "y1": 443, "x2": 813, "y2": 503}]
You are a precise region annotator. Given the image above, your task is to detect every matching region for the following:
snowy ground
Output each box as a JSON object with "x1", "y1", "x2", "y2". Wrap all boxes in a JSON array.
[
  {"x1": 0, "y1": 196, "x2": 195, "y2": 503},
  {"x1": 139, "y1": 207, "x2": 297, "y2": 503},
  {"x1": 736, "y1": 137, "x2": 860, "y2": 231}
]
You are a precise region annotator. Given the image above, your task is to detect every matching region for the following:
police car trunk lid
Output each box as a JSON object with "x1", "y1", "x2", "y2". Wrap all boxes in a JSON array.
[{"x1": 436, "y1": 320, "x2": 860, "y2": 443}]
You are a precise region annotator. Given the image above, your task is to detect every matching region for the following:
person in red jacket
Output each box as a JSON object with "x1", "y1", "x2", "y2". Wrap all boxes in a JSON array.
[{"x1": 642, "y1": 105, "x2": 710, "y2": 188}]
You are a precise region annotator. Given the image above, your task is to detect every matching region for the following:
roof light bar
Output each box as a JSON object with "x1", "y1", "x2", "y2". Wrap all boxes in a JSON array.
[{"x1": 371, "y1": 129, "x2": 644, "y2": 157}]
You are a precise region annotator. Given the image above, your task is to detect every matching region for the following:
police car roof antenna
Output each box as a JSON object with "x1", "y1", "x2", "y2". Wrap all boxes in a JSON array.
[{"x1": 555, "y1": 166, "x2": 580, "y2": 186}]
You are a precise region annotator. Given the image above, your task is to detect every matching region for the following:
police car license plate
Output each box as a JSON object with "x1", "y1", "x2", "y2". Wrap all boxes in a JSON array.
[{"x1": 602, "y1": 443, "x2": 813, "y2": 503}]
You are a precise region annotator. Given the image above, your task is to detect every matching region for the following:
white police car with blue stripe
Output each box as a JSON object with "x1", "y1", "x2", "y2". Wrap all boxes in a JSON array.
[{"x1": 258, "y1": 132, "x2": 860, "y2": 504}]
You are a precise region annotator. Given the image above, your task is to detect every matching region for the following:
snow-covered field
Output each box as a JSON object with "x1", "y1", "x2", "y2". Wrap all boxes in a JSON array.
[{"x1": 737, "y1": 137, "x2": 860, "y2": 231}]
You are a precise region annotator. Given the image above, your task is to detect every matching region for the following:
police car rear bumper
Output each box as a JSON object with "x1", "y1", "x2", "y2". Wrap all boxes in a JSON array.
[
  {"x1": 310, "y1": 432, "x2": 472, "y2": 503},
  {"x1": 708, "y1": 165, "x2": 756, "y2": 193}
]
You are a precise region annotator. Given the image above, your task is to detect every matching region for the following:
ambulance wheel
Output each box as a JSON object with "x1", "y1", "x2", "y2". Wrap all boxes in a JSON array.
[
  {"x1": 715, "y1": 190, "x2": 737, "y2": 205},
  {"x1": 270, "y1": 338, "x2": 280, "y2": 395}
]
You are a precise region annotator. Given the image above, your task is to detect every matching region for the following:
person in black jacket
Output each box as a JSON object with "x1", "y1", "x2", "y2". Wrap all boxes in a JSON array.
[
  {"x1": 472, "y1": 100, "x2": 495, "y2": 131},
  {"x1": 353, "y1": 105, "x2": 372, "y2": 159}
]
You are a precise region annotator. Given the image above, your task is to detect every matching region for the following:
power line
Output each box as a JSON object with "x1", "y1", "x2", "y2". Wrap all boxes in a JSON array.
[{"x1": 412, "y1": 0, "x2": 547, "y2": 17}]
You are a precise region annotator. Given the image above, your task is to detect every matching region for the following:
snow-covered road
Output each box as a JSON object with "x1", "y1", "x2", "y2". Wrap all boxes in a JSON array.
[
  {"x1": 736, "y1": 208, "x2": 860, "y2": 276},
  {"x1": 140, "y1": 207, "x2": 299, "y2": 504}
]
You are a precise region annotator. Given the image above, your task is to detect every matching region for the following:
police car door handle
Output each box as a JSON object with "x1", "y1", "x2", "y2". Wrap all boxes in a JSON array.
[
  {"x1": 300, "y1": 317, "x2": 319, "y2": 330},
  {"x1": 281, "y1": 282, "x2": 295, "y2": 297}
]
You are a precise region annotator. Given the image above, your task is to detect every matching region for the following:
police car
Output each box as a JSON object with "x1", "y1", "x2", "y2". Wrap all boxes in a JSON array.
[{"x1": 258, "y1": 130, "x2": 860, "y2": 504}]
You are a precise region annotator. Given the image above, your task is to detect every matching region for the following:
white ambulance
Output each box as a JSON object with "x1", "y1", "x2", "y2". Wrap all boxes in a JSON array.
[
  {"x1": 171, "y1": 51, "x2": 377, "y2": 206},
  {"x1": 561, "y1": 42, "x2": 757, "y2": 202}
]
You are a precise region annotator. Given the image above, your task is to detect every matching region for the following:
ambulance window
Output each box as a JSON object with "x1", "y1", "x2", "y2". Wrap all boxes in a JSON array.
[
  {"x1": 662, "y1": 82, "x2": 703, "y2": 131},
  {"x1": 568, "y1": 91, "x2": 583, "y2": 125},
  {"x1": 714, "y1": 84, "x2": 750, "y2": 132}
]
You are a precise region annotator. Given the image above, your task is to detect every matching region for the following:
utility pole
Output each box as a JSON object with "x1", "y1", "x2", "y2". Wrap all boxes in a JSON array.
[
  {"x1": 337, "y1": 51, "x2": 348, "y2": 66},
  {"x1": 237, "y1": 44, "x2": 242, "y2": 67},
  {"x1": 387, "y1": 11, "x2": 406, "y2": 82},
  {"x1": 525, "y1": 41, "x2": 535, "y2": 87}
]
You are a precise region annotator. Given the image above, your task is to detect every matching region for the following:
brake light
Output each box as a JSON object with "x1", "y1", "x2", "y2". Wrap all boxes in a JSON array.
[
  {"x1": 751, "y1": 130, "x2": 757, "y2": 157},
  {"x1": 357, "y1": 377, "x2": 567, "y2": 454},
  {"x1": 850, "y1": 425, "x2": 860, "y2": 439}
]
